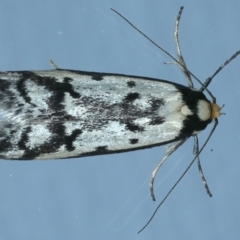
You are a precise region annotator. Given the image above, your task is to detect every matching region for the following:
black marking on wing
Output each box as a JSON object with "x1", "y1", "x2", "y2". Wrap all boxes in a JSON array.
[
  {"x1": 127, "y1": 81, "x2": 136, "y2": 88},
  {"x1": 0, "y1": 79, "x2": 11, "y2": 92},
  {"x1": 64, "y1": 129, "x2": 83, "y2": 151},
  {"x1": 15, "y1": 123, "x2": 82, "y2": 159},
  {"x1": 124, "y1": 92, "x2": 140, "y2": 102},
  {"x1": 95, "y1": 146, "x2": 108, "y2": 153},
  {"x1": 0, "y1": 80, "x2": 22, "y2": 112},
  {"x1": 91, "y1": 73, "x2": 106, "y2": 81},
  {"x1": 129, "y1": 138, "x2": 139, "y2": 144},
  {"x1": 126, "y1": 122, "x2": 144, "y2": 132},
  {"x1": 18, "y1": 71, "x2": 80, "y2": 115},
  {"x1": 149, "y1": 116, "x2": 164, "y2": 125},
  {"x1": 16, "y1": 79, "x2": 32, "y2": 105},
  {"x1": 0, "y1": 124, "x2": 18, "y2": 153},
  {"x1": 16, "y1": 123, "x2": 63, "y2": 159},
  {"x1": 63, "y1": 77, "x2": 74, "y2": 82},
  {"x1": 150, "y1": 98, "x2": 164, "y2": 111},
  {"x1": 18, "y1": 126, "x2": 31, "y2": 150}
]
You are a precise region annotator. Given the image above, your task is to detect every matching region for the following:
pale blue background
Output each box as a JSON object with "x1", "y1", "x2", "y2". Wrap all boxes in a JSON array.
[{"x1": 0, "y1": 1, "x2": 240, "y2": 240}]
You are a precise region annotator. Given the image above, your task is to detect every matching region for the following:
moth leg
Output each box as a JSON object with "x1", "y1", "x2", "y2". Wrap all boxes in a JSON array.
[
  {"x1": 193, "y1": 135, "x2": 212, "y2": 197},
  {"x1": 48, "y1": 59, "x2": 59, "y2": 69},
  {"x1": 150, "y1": 138, "x2": 187, "y2": 201}
]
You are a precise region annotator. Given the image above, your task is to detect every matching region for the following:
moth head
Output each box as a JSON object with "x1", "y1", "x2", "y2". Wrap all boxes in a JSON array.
[
  {"x1": 196, "y1": 100, "x2": 222, "y2": 121},
  {"x1": 210, "y1": 103, "x2": 225, "y2": 119},
  {"x1": 181, "y1": 100, "x2": 224, "y2": 122}
]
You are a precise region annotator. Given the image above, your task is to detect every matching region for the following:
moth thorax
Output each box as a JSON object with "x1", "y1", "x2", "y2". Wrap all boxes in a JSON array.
[
  {"x1": 210, "y1": 102, "x2": 221, "y2": 119},
  {"x1": 197, "y1": 100, "x2": 211, "y2": 121},
  {"x1": 181, "y1": 105, "x2": 193, "y2": 116}
]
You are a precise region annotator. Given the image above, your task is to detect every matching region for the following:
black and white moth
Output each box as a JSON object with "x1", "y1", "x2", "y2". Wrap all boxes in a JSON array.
[
  {"x1": 0, "y1": 68, "x2": 220, "y2": 160},
  {"x1": 0, "y1": 6, "x2": 239, "y2": 232}
]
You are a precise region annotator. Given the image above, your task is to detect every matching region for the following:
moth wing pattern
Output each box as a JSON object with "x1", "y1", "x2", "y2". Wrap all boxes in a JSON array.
[{"x1": 0, "y1": 69, "x2": 210, "y2": 160}]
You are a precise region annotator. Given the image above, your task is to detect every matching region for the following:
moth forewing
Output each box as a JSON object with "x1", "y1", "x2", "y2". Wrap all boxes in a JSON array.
[{"x1": 0, "y1": 69, "x2": 213, "y2": 160}]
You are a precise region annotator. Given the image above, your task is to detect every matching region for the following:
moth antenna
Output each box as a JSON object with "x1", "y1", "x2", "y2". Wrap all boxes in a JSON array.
[
  {"x1": 200, "y1": 50, "x2": 240, "y2": 93},
  {"x1": 170, "y1": 7, "x2": 216, "y2": 101},
  {"x1": 172, "y1": 6, "x2": 193, "y2": 88},
  {"x1": 110, "y1": 8, "x2": 181, "y2": 65},
  {"x1": 111, "y1": 7, "x2": 213, "y2": 98}
]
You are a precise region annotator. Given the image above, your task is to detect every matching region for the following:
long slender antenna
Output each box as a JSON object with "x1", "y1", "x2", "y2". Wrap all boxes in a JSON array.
[
  {"x1": 111, "y1": 7, "x2": 214, "y2": 100},
  {"x1": 200, "y1": 50, "x2": 240, "y2": 92},
  {"x1": 172, "y1": 6, "x2": 193, "y2": 88}
]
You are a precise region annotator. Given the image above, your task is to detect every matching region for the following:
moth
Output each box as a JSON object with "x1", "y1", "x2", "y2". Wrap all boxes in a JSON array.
[
  {"x1": 0, "y1": 67, "x2": 219, "y2": 160},
  {"x1": 0, "y1": 7, "x2": 239, "y2": 232}
]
